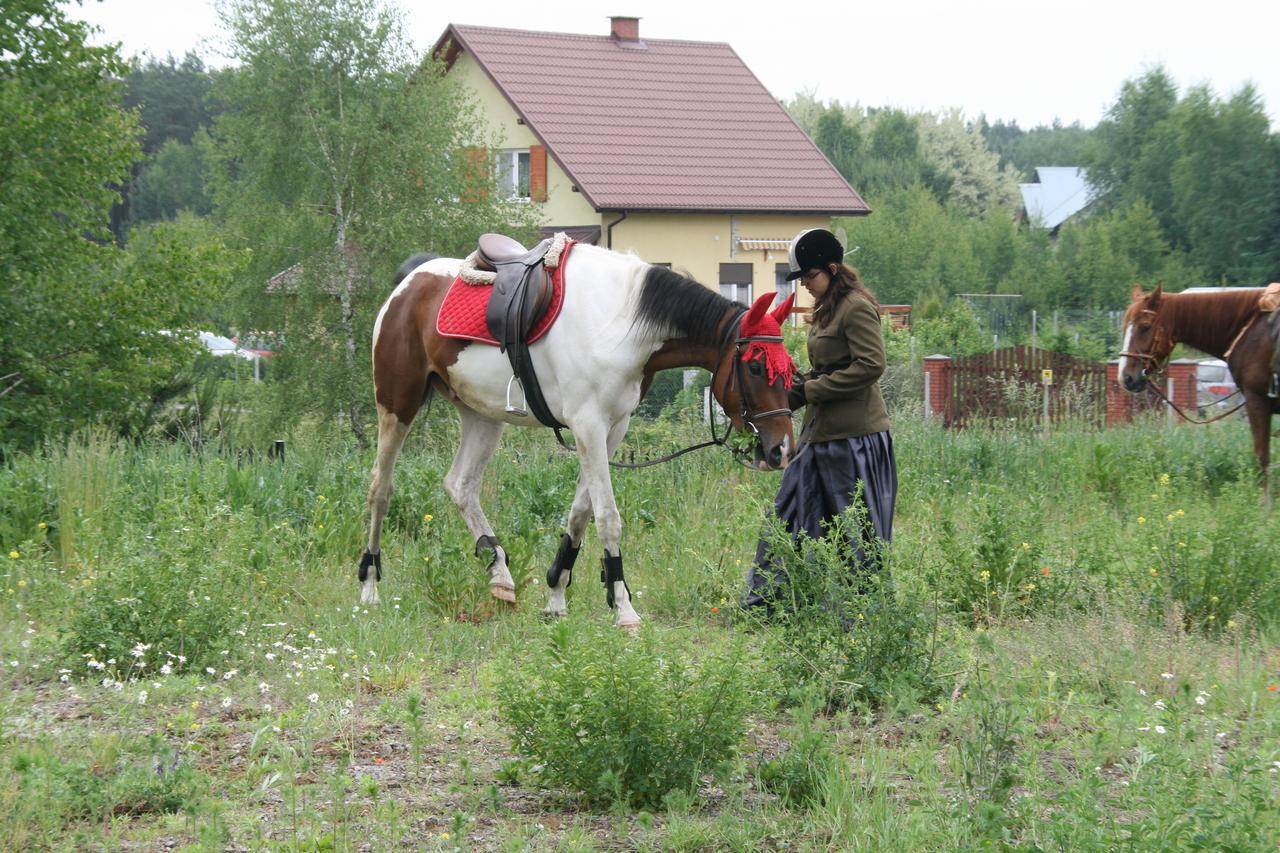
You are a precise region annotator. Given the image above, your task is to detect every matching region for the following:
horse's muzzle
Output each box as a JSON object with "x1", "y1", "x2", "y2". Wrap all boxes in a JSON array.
[
  {"x1": 1121, "y1": 372, "x2": 1148, "y2": 392},
  {"x1": 758, "y1": 434, "x2": 791, "y2": 471}
]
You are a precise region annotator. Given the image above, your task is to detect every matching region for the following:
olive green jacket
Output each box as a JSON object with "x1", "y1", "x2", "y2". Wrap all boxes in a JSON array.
[{"x1": 788, "y1": 290, "x2": 891, "y2": 442}]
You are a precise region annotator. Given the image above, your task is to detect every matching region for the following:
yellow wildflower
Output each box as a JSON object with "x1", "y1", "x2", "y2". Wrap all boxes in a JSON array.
[
  {"x1": 8, "y1": 551, "x2": 18, "y2": 559},
  {"x1": 1160, "y1": 473, "x2": 1170, "y2": 485},
  {"x1": 1138, "y1": 517, "x2": 1146, "y2": 524},
  {"x1": 980, "y1": 570, "x2": 991, "y2": 580}
]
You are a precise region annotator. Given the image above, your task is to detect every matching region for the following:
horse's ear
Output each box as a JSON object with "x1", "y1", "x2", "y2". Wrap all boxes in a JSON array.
[
  {"x1": 769, "y1": 293, "x2": 795, "y2": 325},
  {"x1": 1150, "y1": 281, "x2": 1163, "y2": 301},
  {"x1": 742, "y1": 292, "x2": 775, "y2": 332},
  {"x1": 1131, "y1": 283, "x2": 1145, "y2": 302}
]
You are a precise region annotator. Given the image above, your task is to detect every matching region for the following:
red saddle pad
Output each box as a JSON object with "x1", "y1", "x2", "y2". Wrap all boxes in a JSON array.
[{"x1": 436, "y1": 242, "x2": 574, "y2": 344}]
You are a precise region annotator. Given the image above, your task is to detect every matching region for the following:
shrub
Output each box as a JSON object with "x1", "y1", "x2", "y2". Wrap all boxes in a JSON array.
[
  {"x1": 497, "y1": 619, "x2": 750, "y2": 809},
  {"x1": 63, "y1": 552, "x2": 250, "y2": 677},
  {"x1": 751, "y1": 501, "x2": 939, "y2": 709}
]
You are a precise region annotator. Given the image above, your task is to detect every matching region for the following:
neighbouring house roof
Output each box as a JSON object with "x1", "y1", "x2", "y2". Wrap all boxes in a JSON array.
[
  {"x1": 1019, "y1": 167, "x2": 1091, "y2": 230},
  {"x1": 434, "y1": 23, "x2": 869, "y2": 217}
]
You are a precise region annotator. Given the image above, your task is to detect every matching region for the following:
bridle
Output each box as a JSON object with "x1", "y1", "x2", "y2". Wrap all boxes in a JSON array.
[
  {"x1": 1118, "y1": 309, "x2": 1173, "y2": 377},
  {"x1": 592, "y1": 308, "x2": 795, "y2": 469}
]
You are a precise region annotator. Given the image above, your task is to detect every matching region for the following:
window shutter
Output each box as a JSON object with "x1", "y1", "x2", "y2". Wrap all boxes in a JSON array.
[
  {"x1": 530, "y1": 145, "x2": 547, "y2": 202},
  {"x1": 460, "y1": 147, "x2": 489, "y2": 202}
]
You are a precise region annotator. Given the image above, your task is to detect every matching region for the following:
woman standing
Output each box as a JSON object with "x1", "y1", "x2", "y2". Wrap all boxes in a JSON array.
[{"x1": 743, "y1": 228, "x2": 897, "y2": 610}]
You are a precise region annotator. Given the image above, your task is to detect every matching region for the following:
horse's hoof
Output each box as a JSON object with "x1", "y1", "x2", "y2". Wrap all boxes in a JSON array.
[
  {"x1": 542, "y1": 608, "x2": 568, "y2": 620},
  {"x1": 489, "y1": 584, "x2": 516, "y2": 604},
  {"x1": 615, "y1": 620, "x2": 641, "y2": 631}
]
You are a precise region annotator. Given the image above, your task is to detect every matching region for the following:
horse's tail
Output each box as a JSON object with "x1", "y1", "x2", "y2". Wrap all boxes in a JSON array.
[{"x1": 393, "y1": 252, "x2": 440, "y2": 288}]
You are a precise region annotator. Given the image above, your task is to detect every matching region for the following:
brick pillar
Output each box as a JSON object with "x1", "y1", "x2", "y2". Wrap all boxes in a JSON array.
[
  {"x1": 1106, "y1": 360, "x2": 1135, "y2": 425},
  {"x1": 1166, "y1": 358, "x2": 1198, "y2": 419},
  {"x1": 923, "y1": 355, "x2": 953, "y2": 425}
]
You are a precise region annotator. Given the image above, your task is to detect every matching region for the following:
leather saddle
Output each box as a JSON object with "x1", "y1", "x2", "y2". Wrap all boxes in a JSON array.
[{"x1": 474, "y1": 234, "x2": 565, "y2": 429}]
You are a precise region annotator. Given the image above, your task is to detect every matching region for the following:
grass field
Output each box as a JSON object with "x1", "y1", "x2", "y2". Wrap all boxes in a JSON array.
[{"x1": 2, "y1": 405, "x2": 1279, "y2": 852}]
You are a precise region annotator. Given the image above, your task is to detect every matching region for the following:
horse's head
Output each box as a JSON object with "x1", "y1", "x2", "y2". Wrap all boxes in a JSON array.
[
  {"x1": 713, "y1": 292, "x2": 798, "y2": 471},
  {"x1": 1119, "y1": 282, "x2": 1173, "y2": 392}
]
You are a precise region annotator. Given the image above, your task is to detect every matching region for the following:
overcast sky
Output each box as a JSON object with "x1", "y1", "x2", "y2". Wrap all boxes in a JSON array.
[{"x1": 70, "y1": 0, "x2": 1280, "y2": 130}]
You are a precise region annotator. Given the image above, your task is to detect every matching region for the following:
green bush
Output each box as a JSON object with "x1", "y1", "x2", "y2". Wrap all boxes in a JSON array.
[
  {"x1": 497, "y1": 619, "x2": 750, "y2": 809},
  {"x1": 64, "y1": 552, "x2": 250, "y2": 677},
  {"x1": 751, "y1": 501, "x2": 939, "y2": 709}
]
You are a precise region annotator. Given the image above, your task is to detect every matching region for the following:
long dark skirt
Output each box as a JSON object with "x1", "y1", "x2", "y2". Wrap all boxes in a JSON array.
[{"x1": 743, "y1": 430, "x2": 897, "y2": 608}]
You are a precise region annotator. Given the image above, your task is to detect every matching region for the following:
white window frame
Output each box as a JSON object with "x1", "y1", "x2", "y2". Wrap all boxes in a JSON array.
[
  {"x1": 496, "y1": 148, "x2": 531, "y2": 201},
  {"x1": 720, "y1": 282, "x2": 752, "y2": 306}
]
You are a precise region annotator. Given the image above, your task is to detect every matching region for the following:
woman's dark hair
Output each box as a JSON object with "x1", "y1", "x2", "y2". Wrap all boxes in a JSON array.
[{"x1": 810, "y1": 264, "x2": 876, "y2": 329}]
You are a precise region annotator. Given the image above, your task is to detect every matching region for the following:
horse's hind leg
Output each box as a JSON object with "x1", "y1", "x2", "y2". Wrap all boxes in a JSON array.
[
  {"x1": 443, "y1": 404, "x2": 514, "y2": 603},
  {"x1": 363, "y1": 405, "x2": 413, "y2": 605}
]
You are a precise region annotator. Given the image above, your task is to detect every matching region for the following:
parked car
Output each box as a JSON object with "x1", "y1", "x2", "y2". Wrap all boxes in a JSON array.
[{"x1": 1196, "y1": 358, "x2": 1238, "y2": 409}]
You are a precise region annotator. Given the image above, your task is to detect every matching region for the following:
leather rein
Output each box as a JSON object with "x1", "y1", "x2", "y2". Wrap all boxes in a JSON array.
[{"x1": 554, "y1": 308, "x2": 798, "y2": 469}]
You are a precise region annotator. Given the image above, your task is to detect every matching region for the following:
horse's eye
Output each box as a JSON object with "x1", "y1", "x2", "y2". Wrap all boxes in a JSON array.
[
  {"x1": 1139, "y1": 325, "x2": 1152, "y2": 334},
  {"x1": 747, "y1": 360, "x2": 763, "y2": 376}
]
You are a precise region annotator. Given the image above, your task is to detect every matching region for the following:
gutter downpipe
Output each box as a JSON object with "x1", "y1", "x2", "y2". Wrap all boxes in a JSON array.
[{"x1": 606, "y1": 211, "x2": 627, "y2": 249}]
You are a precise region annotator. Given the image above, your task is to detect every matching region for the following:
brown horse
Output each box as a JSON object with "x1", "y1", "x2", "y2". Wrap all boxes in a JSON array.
[
  {"x1": 1118, "y1": 282, "x2": 1278, "y2": 479},
  {"x1": 360, "y1": 241, "x2": 798, "y2": 627}
]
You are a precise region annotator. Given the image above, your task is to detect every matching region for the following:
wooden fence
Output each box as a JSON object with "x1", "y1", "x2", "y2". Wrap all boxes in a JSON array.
[{"x1": 922, "y1": 347, "x2": 1196, "y2": 428}]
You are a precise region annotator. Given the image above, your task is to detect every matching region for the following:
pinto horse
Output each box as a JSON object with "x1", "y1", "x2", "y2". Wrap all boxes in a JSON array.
[
  {"x1": 360, "y1": 241, "x2": 797, "y2": 627},
  {"x1": 1118, "y1": 282, "x2": 1278, "y2": 480}
]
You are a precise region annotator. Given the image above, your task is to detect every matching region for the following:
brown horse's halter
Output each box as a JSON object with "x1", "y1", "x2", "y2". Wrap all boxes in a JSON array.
[
  {"x1": 1118, "y1": 307, "x2": 1249, "y2": 424},
  {"x1": 1118, "y1": 308, "x2": 1173, "y2": 376}
]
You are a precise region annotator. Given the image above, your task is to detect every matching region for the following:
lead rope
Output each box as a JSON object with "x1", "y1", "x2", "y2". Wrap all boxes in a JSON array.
[
  {"x1": 1140, "y1": 370, "x2": 1247, "y2": 424},
  {"x1": 554, "y1": 308, "x2": 792, "y2": 469}
]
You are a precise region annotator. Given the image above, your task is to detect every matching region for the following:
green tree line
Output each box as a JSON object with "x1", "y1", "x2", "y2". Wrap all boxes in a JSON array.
[
  {"x1": 7, "y1": 0, "x2": 1279, "y2": 454},
  {"x1": 788, "y1": 68, "x2": 1280, "y2": 313}
]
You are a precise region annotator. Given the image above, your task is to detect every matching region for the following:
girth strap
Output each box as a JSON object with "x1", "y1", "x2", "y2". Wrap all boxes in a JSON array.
[{"x1": 479, "y1": 234, "x2": 566, "y2": 431}]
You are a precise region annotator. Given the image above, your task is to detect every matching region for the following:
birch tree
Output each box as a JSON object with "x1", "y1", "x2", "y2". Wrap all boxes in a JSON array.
[{"x1": 210, "y1": 0, "x2": 537, "y2": 444}]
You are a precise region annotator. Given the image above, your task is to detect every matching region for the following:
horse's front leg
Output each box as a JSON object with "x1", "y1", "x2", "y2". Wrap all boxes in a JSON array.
[
  {"x1": 443, "y1": 405, "x2": 515, "y2": 603},
  {"x1": 571, "y1": 416, "x2": 639, "y2": 627},
  {"x1": 362, "y1": 405, "x2": 414, "y2": 605},
  {"x1": 543, "y1": 475, "x2": 592, "y2": 619}
]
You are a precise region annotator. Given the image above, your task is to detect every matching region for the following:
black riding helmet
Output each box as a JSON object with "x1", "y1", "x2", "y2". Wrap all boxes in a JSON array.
[{"x1": 785, "y1": 228, "x2": 844, "y2": 281}]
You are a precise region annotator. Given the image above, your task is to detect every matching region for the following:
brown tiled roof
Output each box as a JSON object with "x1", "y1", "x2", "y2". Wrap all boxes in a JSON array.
[{"x1": 435, "y1": 24, "x2": 869, "y2": 216}]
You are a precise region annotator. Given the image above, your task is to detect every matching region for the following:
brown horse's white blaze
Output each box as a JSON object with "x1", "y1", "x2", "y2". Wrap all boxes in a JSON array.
[
  {"x1": 360, "y1": 244, "x2": 796, "y2": 626},
  {"x1": 1119, "y1": 282, "x2": 1280, "y2": 484}
]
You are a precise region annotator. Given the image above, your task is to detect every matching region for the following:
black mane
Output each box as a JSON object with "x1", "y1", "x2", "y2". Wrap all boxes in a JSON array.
[{"x1": 634, "y1": 265, "x2": 744, "y2": 347}]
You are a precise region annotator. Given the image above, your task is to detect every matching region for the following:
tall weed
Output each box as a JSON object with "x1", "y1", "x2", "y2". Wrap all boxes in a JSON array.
[{"x1": 497, "y1": 619, "x2": 750, "y2": 809}]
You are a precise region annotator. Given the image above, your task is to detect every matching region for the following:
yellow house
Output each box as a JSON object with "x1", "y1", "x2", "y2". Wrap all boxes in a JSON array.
[{"x1": 433, "y1": 16, "x2": 869, "y2": 309}]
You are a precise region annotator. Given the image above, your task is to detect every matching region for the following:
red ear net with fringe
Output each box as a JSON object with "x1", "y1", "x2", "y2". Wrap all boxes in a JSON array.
[{"x1": 739, "y1": 292, "x2": 797, "y2": 387}]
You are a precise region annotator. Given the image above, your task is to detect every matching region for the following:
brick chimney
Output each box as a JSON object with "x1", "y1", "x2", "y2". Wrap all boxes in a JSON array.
[{"x1": 609, "y1": 16, "x2": 645, "y2": 48}]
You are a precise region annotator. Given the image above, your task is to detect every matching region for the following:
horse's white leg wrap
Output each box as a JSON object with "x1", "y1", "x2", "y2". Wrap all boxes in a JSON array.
[
  {"x1": 362, "y1": 406, "x2": 411, "y2": 606},
  {"x1": 444, "y1": 405, "x2": 514, "y2": 603}
]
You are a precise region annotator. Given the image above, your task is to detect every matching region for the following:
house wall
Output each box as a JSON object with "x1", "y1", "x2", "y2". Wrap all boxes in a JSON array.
[
  {"x1": 452, "y1": 53, "x2": 832, "y2": 307},
  {"x1": 609, "y1": 213, "x2": 831, "y2": 306},
  {"x1": 452, "y1": 53, "x2": 598, "y2": 227}
]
